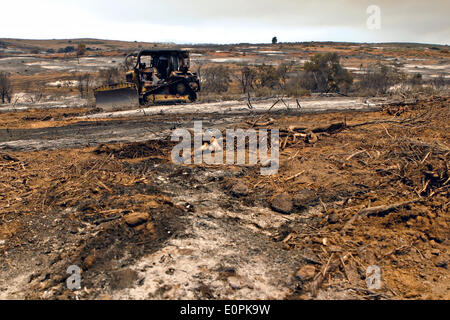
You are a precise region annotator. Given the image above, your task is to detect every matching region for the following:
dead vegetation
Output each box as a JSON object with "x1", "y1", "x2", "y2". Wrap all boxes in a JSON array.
[
  {"x1": 1, "y1": 41, "x2": 448, "y2": 109},
  {"x1": 0, "y1": 95, "x2": 448, "y2": 300},
  {"x1": 238, "y1": 96, "x2": 449, "y2": 299},
  {"x1": 0, "y1": 72, "x2": 13, "y2": 104}
]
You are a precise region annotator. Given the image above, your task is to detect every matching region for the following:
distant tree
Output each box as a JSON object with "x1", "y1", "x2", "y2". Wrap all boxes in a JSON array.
[
  {"x1": 272, "y1": 37, "x2": 278, "y2": 44},
  {"x1": 76, "y1": 43, "x2": 87, "y2": 63},
  {"x1": 77, "y1": 43, "x2": 86, "y2": 56},
  {"x1": 76, "y1": 73, "x2": 92, "y2": 98},
  {"x1": 303, "y1": 53, "x2": 353, "y2": 93},
  {"x1": 27, "y1": 82, "x2": 45, "y2": 103},
  {"x1": 255, "y1": 64, "x2": 280, "y2": 89},
  {"x1": 277, "y1": 62, "x2": 294, "y2": 88},
  {"x1": 285, "y1": 72, "x2": 314, "y2": 97},
  {"x1": 0, "y1": 72, "x2": 13, "y2": 104},
  {"x1": 358, "y1": 63, "x2": 406, "y2": 94},
  {"x1": 61, "y1": 46, "x2": 76, "y2": 53},
  {"x1": 235, "y1": 65, "x2": 256, "y2": 94},
  {"x1": 202, "y1": 66, "x2": 231, "y2": 93},
  {"x1": 99, "y1": 67, "x2": 121, "y2": 85},
  {"x1": 192, "y1": 61, "x2": 205, "y2": 81},
  {"x1": 432, "y1": 74, "x2": 448, "y2": 89},
  {"x1": 409, "y1": 73, "x2": 423, "y2": 86}
]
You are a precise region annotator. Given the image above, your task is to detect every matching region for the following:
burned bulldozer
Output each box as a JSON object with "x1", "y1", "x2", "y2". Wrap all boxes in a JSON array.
[{"x1": 94, "y1": 49, "x2": 200, "y2": 109}]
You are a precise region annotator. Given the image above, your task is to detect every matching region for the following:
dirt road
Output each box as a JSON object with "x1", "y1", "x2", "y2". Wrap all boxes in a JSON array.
[{"x1": 0, "y1": 97, "x2": 381, "y2": 151}]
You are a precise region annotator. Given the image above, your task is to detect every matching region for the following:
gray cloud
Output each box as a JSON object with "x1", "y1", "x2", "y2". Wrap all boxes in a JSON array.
[
  {"x1": 1, "y1": 0, "x2": 449, "y2": 44},
  {"x1": 87, "y1": 0, "x2": 450, "y2": 43}
]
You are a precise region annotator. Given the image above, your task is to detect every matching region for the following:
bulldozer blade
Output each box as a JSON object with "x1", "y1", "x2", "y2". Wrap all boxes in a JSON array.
[
  {"x1": 147, "y1": 94, "x2": 192, "y2": 105},
  {"x1": 94, "y1": 85, "x2": 139, "y2": 110}
]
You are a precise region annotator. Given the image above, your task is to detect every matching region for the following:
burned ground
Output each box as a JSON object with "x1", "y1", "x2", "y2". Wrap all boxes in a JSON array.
[{"x1": 0, "y1": 96, "x2": 448, "y2": 300}]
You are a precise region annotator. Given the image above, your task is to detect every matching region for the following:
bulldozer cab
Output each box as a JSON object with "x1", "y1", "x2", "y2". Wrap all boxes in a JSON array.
[{"x1": 136, "y1": 50, "x2": 190, "y2": 81}]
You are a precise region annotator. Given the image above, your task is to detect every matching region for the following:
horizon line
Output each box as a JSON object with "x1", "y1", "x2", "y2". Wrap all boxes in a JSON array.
[{"x1": 1, "y1": 37, "x2": 448, "y2": 47}]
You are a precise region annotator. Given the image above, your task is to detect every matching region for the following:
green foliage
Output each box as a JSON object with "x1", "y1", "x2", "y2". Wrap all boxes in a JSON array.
[{"x1": 303, "y1": 53, "x2": 353, "y2": 93}]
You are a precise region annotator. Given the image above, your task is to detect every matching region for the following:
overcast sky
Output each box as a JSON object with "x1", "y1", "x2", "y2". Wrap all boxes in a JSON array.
[{"x1": 1, "y1": 0, "x2": 449, "y2": 44}]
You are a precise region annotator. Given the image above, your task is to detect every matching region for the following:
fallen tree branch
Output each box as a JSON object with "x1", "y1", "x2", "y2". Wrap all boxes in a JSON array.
[
  {"x1": 343, "y1": 198, "x2": 421, "y2": 231},
  {"x1": 400, "y1": 138, "x2": 450, "y2": 153},
  {"x1": 93, "y1": 214, "x2": 123, "y2": 225},
  {"x1": 310, "y1": 252, "x2": 351, "y2": 297},
  {"x1": 347, "y1": 287, "x2": 391, "y2": 299},
  {"x1": 248, "y1": 99, "x2": 280, "y2": 129},
  {"x1": 311, "y1": 122, "x2": 346, "y2": 134},
  {"x1": 280, "y1": 98, "x2": 290, "y2": 110},
  {"x1": 381, "y1": 99, "x2": 418, "y2": 108},
  {"x1": 0, "y1": 152, "x2": 20, "y2": 162},
  {"x1": 280, "y1": 122, "x2": 346, "y2": 135},
  {"x1": 347, "y1": 119, "x2": 406, "y2": 128},
  {"x1": 283, "y1": 170, "x2": 305, "y2": 182},
  {"x1": 245, "y1": 118, "x2": 274, "y2": 127}
]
